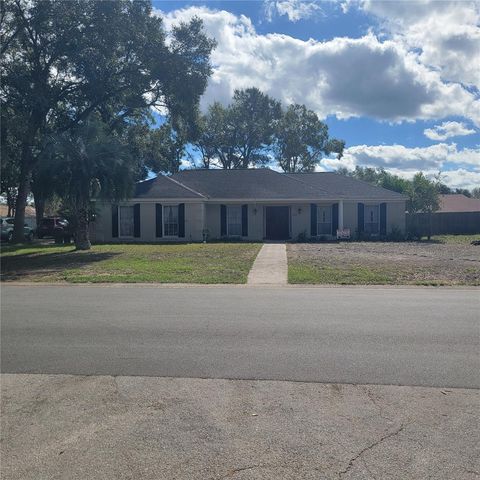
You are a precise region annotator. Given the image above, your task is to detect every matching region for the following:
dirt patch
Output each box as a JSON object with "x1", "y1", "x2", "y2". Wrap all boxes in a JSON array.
[{"x1": 288, "y1": 241, "x2": 480, "y2": 285}]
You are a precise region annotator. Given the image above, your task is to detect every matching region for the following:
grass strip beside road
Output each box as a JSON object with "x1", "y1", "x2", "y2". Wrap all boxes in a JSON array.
[{"x1": 1, "y1": 243, "x2": 262, "y2": 284}]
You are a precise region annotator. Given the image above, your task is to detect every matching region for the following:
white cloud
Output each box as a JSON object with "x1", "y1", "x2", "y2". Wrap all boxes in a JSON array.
[
  {"x1": 424, "y1": 121, "x2": 476, "y2": 141},
  {"x1": 264, "y1": 0, "x2": 323, "y2": 22},
  {"x1": 158, "y1": 6, "x2": 480, "y2": 127},
  {"x1": 320, "y1": 143, "x2": 480, "y2": 189},
  {"x1": 359, "y1": 0, "x2": 480, "y2": 87}
]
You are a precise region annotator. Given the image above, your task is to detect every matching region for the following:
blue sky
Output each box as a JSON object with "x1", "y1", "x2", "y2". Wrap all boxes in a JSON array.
[{"x1": 153, "y1": 0, "x2": 480, "y2": 189}]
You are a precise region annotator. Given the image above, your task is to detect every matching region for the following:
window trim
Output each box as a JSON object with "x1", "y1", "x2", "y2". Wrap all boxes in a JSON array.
[
  {"x1": 118, "y1": 205, "x2": 135, "y2": 239},
  {"x1": 364, "y1": 204, "x2": 380, "y2": 234},
  {"x1": 163, "y1": 204, "x2": 180, "y2": 238},
  {"x1": 226, "y1": 205, "x2": 242, "y2": 237}
]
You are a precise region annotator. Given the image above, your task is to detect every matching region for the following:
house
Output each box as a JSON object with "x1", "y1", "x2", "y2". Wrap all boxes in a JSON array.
[
  {"x1": 438, "y1": 194, "x2": 480, "y2": 213},
  {"x1": 407, "y1": 194, "x2": 480, "y2": 236},
  {"x1": 91, "y1": 169, "x2": 407, "y2": 242}
]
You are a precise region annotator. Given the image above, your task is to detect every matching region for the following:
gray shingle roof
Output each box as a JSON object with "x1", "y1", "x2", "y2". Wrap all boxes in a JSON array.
[
  {"x1": 287, "y1": 172, "x2": 407, "y2": 200},
  {"x1": 133, "y1": 169, "x2": 406, "y2": 201},
  {"x1": 134, "y1": 175, "x2": 204, "y2": 199},
  {"x1": 170, "y1": 169, "x2": 328, "y2": 200}
]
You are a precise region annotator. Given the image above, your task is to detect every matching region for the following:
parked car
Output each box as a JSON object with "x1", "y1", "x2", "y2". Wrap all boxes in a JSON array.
[
  {"x1": 36, "y1": 217, "x2": 73, "y2": 243},
  {"x1": 0, "y1": 217, "x2": 35, "y2": 242}
]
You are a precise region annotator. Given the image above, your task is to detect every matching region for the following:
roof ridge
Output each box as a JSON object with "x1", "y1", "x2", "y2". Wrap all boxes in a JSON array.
[{"x1": 163, "y1": 175, "x2": 207, "y2": 198}]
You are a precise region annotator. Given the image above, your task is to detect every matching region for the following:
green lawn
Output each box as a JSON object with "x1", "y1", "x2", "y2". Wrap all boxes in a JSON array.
[{"x1": 1, "y1": 243, "x2": 262, "y2": 284}]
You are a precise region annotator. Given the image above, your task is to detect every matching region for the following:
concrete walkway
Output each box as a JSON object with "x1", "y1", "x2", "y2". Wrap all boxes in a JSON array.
[{"x1": 247, "y1": 243, "x2": 287, "y2": 285}]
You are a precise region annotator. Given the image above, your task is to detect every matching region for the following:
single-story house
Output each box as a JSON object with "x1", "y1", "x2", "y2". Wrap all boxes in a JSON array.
[
  {"x1": 438, "y1": 194, "x2": 480, "y2": 213},
  {"x1": 91, "y1": 169, "x2": 407, "y2": 242}
]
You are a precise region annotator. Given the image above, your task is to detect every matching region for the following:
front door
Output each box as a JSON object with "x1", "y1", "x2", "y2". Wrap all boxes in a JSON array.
[{"x1": 265, "y1": 206, "x2": 290, "y2": 240}]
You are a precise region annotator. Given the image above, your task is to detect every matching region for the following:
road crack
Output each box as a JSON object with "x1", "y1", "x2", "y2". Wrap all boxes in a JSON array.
[
  {"x1": 337, "y1": 423, "x2": 406, "y2": 478},
  {"x1": 221, "y1": 465, "x2": 264, "y2": 478}
]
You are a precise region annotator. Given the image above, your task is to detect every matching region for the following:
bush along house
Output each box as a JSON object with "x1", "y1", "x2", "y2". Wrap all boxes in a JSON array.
[{"x1": 91, "y1": 169, "x2": 407, "y2": 242}]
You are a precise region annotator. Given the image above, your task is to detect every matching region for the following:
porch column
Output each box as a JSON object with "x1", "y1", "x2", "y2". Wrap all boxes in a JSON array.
[{"x1": 338, "y1": 200, "x2": 344, "y2": 231}]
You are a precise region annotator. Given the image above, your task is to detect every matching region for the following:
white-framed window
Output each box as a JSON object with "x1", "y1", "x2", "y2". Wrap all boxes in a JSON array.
[
  {"x1": 163, "y1": 205, "x2": 179, "y2": 237},
  {"x1": 227, "y1": 205, "x2": 242, "y2": 236},
  {"x1": 365, "y1": 205, "x2": 379, "y2": 233},
  {"x1": 317, "y1": 205, "x2": 332, "y2": 235},
  {"x1": 119, "y1": 205, "x2": 134, "y2": 237}
]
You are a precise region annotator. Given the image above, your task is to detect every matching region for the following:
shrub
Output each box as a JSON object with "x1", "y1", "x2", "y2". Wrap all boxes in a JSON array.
[
  {"x1": 406, "y1": 225, "x2": 422, "y2": 241},
  {"x1": 296, "y1": 230, "x2": 308, "y2": 242},
  {"x1": 387, "y1": 226, "x2": 405, "y2": 242}
]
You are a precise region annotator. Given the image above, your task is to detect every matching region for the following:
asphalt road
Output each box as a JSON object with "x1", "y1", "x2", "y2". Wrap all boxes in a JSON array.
[{"x1": 1, "y1": 285, "x2": 479, "y2": 388}]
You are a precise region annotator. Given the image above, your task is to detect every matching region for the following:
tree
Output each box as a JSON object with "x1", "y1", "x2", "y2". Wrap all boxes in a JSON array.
[
  {"x1": 148, "y1": 122, "x2": 188, "y2": 174},
  {"x1": 407, "y1": 172, "x2": 440, "y2": 240},
  {"x1": 472, "y1": 187, "x2": 480, "y2": 199},
  {"x1": 454, "y1": 188, "x2": 472, "y2": 198},
  {"x1": 338, "y1": 166, "x2": 410, "y2": 194},
  {"x1": 194, "y1": 88, "x2": 281, "y2": 169},
  {"x1": 46, "y1": 115, "x2": 141, "y2": 250},
  {"x1": 0, "y1": 105, "x2": 21, "y2": 216},
  {"x1": 273, "y1": 104, "x2": 344, "y2": 172},
  {"x1": 1, "y1": 0, "x2": 214, "y2": 241}
]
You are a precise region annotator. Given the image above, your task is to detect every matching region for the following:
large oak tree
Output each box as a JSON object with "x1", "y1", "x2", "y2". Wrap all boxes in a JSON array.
[{"x1": 1, "y1": 0, "x2": 214, "y2": 242}]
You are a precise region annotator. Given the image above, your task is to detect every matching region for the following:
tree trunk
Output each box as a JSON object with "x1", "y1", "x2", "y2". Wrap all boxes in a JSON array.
[
  {"x1": 12, "y1": 113, "x2": 42, "y2": 243},
  {"x1": 75, "y1": 203, "x2": 91, "y2": 250},
  {"x1": 12, "y1": 165, "x2": 32, "y2": 243},
  {"x1": 32, "y1": 188, "x2": 45, "y2": 229},
  {"x1": 35, "y1": 197, "x2": 45, "y2": 229}
]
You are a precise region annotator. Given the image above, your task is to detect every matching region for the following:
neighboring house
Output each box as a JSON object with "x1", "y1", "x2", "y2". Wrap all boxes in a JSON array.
[
  {"x1": 407, "y1": 194, "x2": 480, "y2": 236},
  {"x1": 91, "y1": 169, "x2": 407, "y2": 242},
  {"x1": 438, "y1": 194, "x2": 480, "y2": 213}
]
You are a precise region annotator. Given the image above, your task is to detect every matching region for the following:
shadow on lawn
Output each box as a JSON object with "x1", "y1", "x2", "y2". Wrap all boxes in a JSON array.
[{"x1": 1, "y1": 250, "x2": 120, "y2": 281}]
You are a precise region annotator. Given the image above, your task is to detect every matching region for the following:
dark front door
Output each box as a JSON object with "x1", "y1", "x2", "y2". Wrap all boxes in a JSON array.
[{"x1": 265, "y1": 206, "x2": 290, "y2": 240}]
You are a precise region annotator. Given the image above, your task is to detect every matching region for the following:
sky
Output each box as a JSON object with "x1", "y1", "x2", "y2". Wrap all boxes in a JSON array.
[{"x1": 152, "y1": 0, "x2": 480, "y2": 190}]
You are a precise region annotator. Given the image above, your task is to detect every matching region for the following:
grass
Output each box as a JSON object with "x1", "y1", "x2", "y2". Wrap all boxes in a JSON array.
[
  {"x1": 432, "y1": 234, "x2": 480, "y2": 245},
  {"x1": 288, "y1": 235, "x2": 480, "y2": 286},
  {"x1": 288, "y1": 264, "x2": 395, "y2": 285},
  {"x1": 0, "y1": 242, "x2": 262, "y2": 284}
]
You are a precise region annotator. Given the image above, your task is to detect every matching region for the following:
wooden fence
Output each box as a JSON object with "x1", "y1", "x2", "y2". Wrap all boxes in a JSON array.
[{"x1": 406, "y1": 211, "x2": 480, "y2": 236}]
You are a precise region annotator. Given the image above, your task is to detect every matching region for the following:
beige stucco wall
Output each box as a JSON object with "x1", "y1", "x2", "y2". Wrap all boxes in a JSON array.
[
  {"x1": 91, "y1": 202, "x2": 112, "y2": 243},
  {"x1": 184, "y1": 203, "x2": 204, "y2": 241},
  {"x1": 91, "y1": 199, "x2": 406, "y2": 243},
  {"x1": 387, "y1": 202, "x2": 406, "y2": 233},
  {"x1": 92, "y1": 201, "x2": 205, "y2": 243},
  {"x1": 205, "y1": 203, "x2": 264, "y2": 241}
]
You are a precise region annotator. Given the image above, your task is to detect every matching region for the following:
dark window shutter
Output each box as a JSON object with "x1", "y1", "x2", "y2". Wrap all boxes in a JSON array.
[
  {"x1": 133, "y1": 204, "x2": 141, "y2": 237},
  {"x1": 242, "y1": 205, "x2": 248, "y2": 237},
  {"x1": 155, "y1": 204, "x2": 162, "y2": 237},
  {"x1": 380, "y1": 203, "x2": 387, "y2": 235},
  {"x1": 111, "y1": 205, "x2": 118, "y2": 238},
  {"x1": 332, "y1": 203, "x2": 339, "y2": 235},
  {"x1": 310, "y1": 204, "x2": 317, "y2": 236},
  {"x1": 220, "y1": 205, "x2": 227, "y2": 236},
  {"x1": 178, "y1": 203, "x2": 185, "y2": 238},
  {"x1": 357, "y1": 203, "x2": 365, "y2": 233}
]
